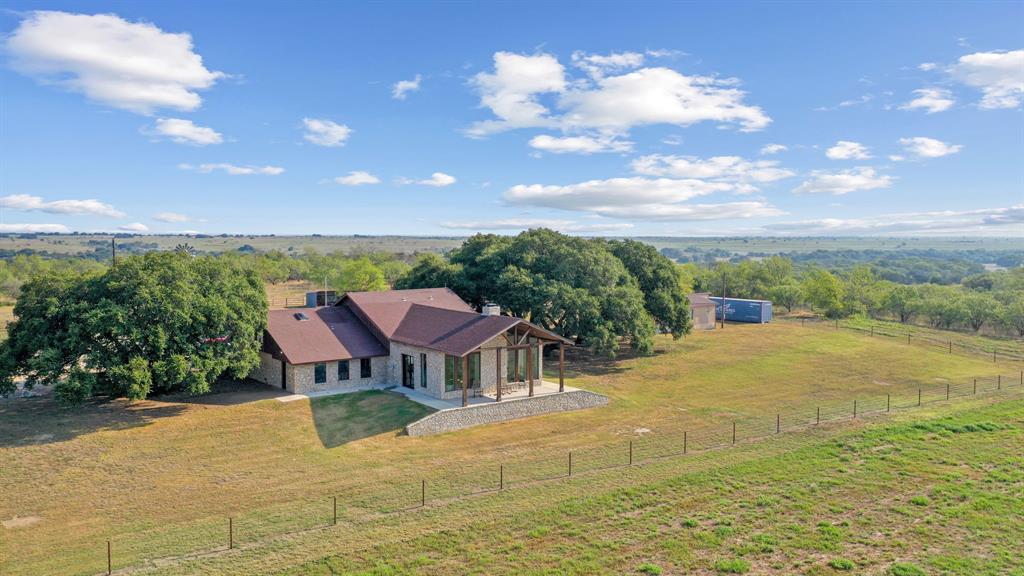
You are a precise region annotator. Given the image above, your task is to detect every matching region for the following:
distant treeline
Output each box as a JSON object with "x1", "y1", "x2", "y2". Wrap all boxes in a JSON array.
[
  {"x1": 683, "y1": 257, "x2": 1024, "y2": 337},
  {"x1": 660, "y1": 247, "x2": 1023, "y2": 285}
]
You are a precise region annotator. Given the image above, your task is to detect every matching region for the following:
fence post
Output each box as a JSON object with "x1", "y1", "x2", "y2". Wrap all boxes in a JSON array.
[
  {"x1": 732, "y1": 421, "x2": 736, "y2": 444},
  {"x1": 974, "y1": 378, "x2": 977, "y2": 394},
  {"x1": 870, "y1": 325, "x2": 874, "y2": 337},
  {"x1": 998, "y1": 375, "x2": 1001, "y2": 390},
  {"x1": 835, "y1": 319, "x2": 839, "y2": 330},
  {"x1": 946, "y1": 383, "x2": 950, "y2": 400},
  {"x1": 907, "y1": 333, "x2": 911, "y2": 344},
  {"x1": 887, "y1": 393, "x2": 890, "y2": 412},
  {"x1": 816, "y1": 406, "x2": 820, "y2": 425},
  {"x1": 229, "y1": 517, "x2": 233, "y2": 550},
  {"x1": 333, "y1": 496, "x2": 337, "y2": 526},
  {"x1": 107, "y1": 540, "x2": 111, "y2": 575},
  {"x1": 629, "y1": 440, "x2": 633, "y2": 466},
  {"x1": 776, "y1": 413, "x2": 780, "y2": 434},
  {"x1": 500, "y1": 465, "x2": 504, "y2": 490},
  {"x1": 568, "y1": 451, "x2": 573, "y2": 477},
  {"x1": 421, "y1": 479, "x2": 426, "y2": 507},
  {"x1": 918, "y1": 388, "x2": 922, "y2": 406},
  {"x1": 949, "y1": 341, "x2": 952, "y2": 354},
  {"x1": 683, "y1": 431, "x2": 688, "y2": 454},
  {"x1": 993, "y1": 350, "x2": 996, "y2": 363},
  {"x1": 853, "y1": 400, "x2": 857, "y2": 418}
]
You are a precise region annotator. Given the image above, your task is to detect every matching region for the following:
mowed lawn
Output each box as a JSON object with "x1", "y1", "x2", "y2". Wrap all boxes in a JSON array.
[{"x1": 0, "y1": 322, "x2": 1018, "y2": 575}]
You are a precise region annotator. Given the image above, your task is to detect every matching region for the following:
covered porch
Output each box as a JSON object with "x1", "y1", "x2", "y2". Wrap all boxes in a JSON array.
[
  {"x1": 444, "y1": 322, "x2": 574, "y2": 408},
  {"x1": 395, "y1": 379, "x2": 577, "y2": 411}
]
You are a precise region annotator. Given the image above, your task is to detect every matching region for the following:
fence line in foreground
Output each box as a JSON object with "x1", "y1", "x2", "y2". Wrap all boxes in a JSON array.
[{"x1": 96, "y1": 371, "x2": 1023, "y2": 575}]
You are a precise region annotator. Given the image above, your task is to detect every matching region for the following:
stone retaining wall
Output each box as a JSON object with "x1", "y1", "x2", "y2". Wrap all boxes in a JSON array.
[{"x1": 405, "y1": 390, "x2": 609, "y2": 436}]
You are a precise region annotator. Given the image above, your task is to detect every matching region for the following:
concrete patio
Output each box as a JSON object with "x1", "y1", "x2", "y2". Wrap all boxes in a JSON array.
[{"x1": 392, "y1": 380, "x2": 577, "y2": 411}]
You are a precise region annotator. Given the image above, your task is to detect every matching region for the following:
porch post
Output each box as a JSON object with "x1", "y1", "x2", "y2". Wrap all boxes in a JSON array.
[
  {"x1": 461, "y1": 354, "x2": 469, "y2": 407},
  {"x1": 495, "y1": 347, "x2": 503, "y2": 402},
  {"x1": 527, "y1": 345, "x2": 534, "y2": 397},
  {"x1": 558, "y1": 342, "x2": 564, "y2": 392}
]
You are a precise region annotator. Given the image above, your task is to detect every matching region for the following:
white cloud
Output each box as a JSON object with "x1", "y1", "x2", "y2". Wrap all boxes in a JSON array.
[
  {"x1": 179, "y1": 163, "x2": 284, "y2": 176},
  {"x1": 400, "y1": 172, "x2": 456, "y2": 187},
  {"x1": 6, "y1": 11, "x2": 222, "y2": 114},
  {"x1": 918, "y1": 62, "x2": 938, "y2": 71},
  {"x1": 0, "y1": 194, "x2": 125, "y2": 217},
  {"x1": 151, "y1": 118, "x2": 222, "y2": 145},
  {"x1": 118, "y1": 222, "x2": 149, "y2": 232},
  {"x1": 506, "y1": 177, "x2": 727, "y2": 209},
  {"x1": 466, "y1": 51, "x2": 770, "y2": 139},
  {"x1": 760, "y1": 143, "x2": 787, "y2": 155},
  {"x1": 528, "y1": 134, "x2": 633, "y2": 154},
  {"x1": 559, "y1": 67, "x2": 771, "y2": 133},
  {"x1": 440, "y1": 218, "x2": 634, "y2": 233},
  {"x1": 888, "y1": 154, "x2": 905, "y2": 162},
  {"x1": 467, "y1": 52, "x2": 567, "y2": 137},
  {"x1": 153, "y1": 211, "x2": 190, "y2": 223},
  {"x1": 898, "y1": 136, "x2": 963, "y2": 158},
  {"x1": 302, "y1": 118, "x2": 352, "y2": 147},
  {"x1": 392, "y1": 74, "x2": 422, "y2": 100},
  {"x1": 334, "y1": 171, "x2": 381, "y2": 185},
  {"x1": 630, "y1": 154, "x2": 794, "y2": 193},
  {"x1": 825, "y1": 140, "x2": 872, "y2": 160},
  {"x1": 0, "y1": 223, "x2": 70, "y2": 233},
  {"x1": 793, "y1": 167, "x2": 893, "y2": 195},
  {"x1": 765, "y1": 205, "x2": 1024, "y2": 236},
  {"x1": 949, "y1": 49, "x2": 1024, "y2": 109},
  {"x1": 571, "y1": 50, "x2": 645, "y2": 79},
  {"x1": 900, "y1": 88, "x2": 955, "y2": 114}
]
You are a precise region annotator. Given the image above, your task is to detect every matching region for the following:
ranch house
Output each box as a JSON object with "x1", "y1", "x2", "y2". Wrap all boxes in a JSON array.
[{"x1": 251, "y1": 288, "x2": 574, "y2": 406}]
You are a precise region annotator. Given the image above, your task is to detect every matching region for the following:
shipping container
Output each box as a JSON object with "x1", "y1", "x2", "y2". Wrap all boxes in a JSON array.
[{"x1": 709, "y1": 297, "x2": 773, "y2": 324}]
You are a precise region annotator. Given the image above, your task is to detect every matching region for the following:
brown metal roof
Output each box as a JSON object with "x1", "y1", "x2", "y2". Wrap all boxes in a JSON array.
[
  {"x1": 391, "y1": 304, "x2": 572, "y2": 356},
  {"x1": 265, "y1": 306, "x2": 388, "y2": 365},
  {"x1": 688, "y1": 292, "x2": 717, "y2": 307},
  {"x1": 343, "y1": 287, "x2": 473, "y2": 339}
]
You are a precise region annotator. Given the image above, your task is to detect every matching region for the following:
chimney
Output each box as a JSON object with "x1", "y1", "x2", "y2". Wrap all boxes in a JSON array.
[{"x1": 482, "y1": 303, "x2": 500, "y2": 316}]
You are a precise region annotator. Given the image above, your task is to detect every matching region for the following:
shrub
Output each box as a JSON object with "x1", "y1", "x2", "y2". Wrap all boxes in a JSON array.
[
  {"x1": 829, "y1": 558, "x2": 855, "y2": 570},
  {"x1": 909, "y1": 496, "x2": 930, "y2": 506},
  {"x1": 637, "y1": 563, "x2": 663, "y2": 575},
  {"x1": 890, "y1": 563, "x2": 927, "y2": 576},
  {"x1": 715, "y1": 558, "x2": 751, "y2": 574}
]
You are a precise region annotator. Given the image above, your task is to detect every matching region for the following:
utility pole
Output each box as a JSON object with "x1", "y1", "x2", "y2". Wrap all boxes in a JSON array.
[{"x1": 720, "y1": 271, "x2": 727, "y2": 329}]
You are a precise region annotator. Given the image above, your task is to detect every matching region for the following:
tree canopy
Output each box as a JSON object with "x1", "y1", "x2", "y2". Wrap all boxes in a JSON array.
[
  {"x1": 0, "y1": 252, "x2": 267, "y2": 404},
  {"x1": 395, "y1": 229, "x2": 691, "y2": 356}
]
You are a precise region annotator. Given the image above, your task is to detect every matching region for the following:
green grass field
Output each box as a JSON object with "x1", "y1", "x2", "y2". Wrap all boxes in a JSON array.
[{"x1": 0, "y1": 323, "x2": 1020, "y2": 575}]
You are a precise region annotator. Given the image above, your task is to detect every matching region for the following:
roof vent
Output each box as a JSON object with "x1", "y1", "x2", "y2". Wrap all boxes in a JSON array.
[
  {"x1": 294, "y1": 312, "x2": 310, "y2": 321},
  {"x1": 482, "y1": 303, "x2": 501, "y2": 316}
]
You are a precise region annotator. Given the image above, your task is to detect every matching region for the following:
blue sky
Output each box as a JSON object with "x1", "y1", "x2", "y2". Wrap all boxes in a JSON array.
[{"x1": 1, "y1": 1, "x2": 1022, "y2": 237}]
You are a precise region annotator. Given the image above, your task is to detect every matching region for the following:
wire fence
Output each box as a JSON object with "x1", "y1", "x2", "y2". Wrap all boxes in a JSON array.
[
  {"x1": 91, "y1": 370, "x2": 1024, "y2": 575},
  {"x1": 782, "y1": 316, "x2": 1024, "y2": 363}
]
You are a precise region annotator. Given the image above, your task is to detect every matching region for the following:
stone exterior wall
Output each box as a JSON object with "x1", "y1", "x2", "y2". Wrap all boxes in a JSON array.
[
  {"x1": 387, "y1": 342, "x2": 445, "y2": 396},
  {"x1": 405, "y1": 390, "x2": 608, "y2": 436},
  {"x1": 252, "y1": 352, "x2": 283, "y2": 389},
  {"x1": 287, "y1": 356, "x2": 388, "y2": 395}
]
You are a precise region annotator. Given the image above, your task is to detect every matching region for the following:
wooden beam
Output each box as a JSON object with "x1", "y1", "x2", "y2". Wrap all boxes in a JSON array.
[
  {"x1": 558, "y1": 343, "x2": 564, "y2": 392},
  {"x1": 462, "y1": 354, "x2": 469, "y2": 407},
  {"x1": 495, "y1": 347, "x2": 502, "y2": 402},
  {"x1": 527, "y1": 345, "x2": 534, "y2": 397}
]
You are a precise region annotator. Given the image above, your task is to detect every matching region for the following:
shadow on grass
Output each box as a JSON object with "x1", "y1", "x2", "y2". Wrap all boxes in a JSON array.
[
  {"x1": 164, "y1": 379, "x2": 291, "y2": 406},
  {"x1": 556, "y1": 344, "x2": 670, "y2": 379},
  {"x1": 310, "y1": 390, "x2": 435, "y2": 448},
  {"x1": 0, "y1": 394, "x2": 187, "y2": 447}
]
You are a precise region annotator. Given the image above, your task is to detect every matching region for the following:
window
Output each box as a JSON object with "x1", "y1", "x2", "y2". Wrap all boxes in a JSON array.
[
  {"x1": 444, "y1": 355, "x2": 461, "y2": 392},
  {"x1": 419, "y1": 353, "x2": 427, "y2": 388},
  {"x1": 506, "y1": 341, "x2": 540, "y2": 382},
  {"x1": 445, "y1": 353, "x2": 480, "y2": 392},
  {"x1": 314, "y1": 363, "x2": 326, "y2": 384},
  {"x1": 338, "y1": 360, "x2": 350, "y2": 381},
  {"x1": 360, "y1": 358, "x2": 372, "y2": 378}
]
